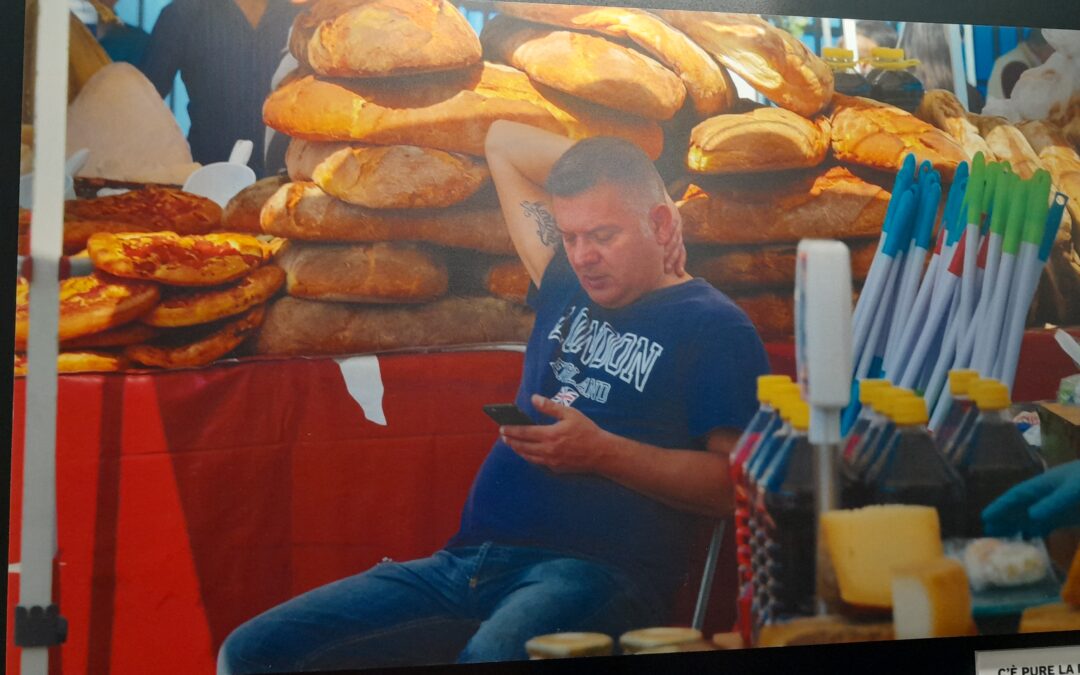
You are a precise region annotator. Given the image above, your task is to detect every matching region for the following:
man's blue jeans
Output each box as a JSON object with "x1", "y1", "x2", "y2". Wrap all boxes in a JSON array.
[{"x1": 217, "y1": 543, "x2": 667, "y2": 673}]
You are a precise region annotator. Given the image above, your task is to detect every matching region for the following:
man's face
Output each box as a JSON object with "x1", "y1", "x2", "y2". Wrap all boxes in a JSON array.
[{"x1": 552, "y1": 181, "x2": 666, "y2": 309}]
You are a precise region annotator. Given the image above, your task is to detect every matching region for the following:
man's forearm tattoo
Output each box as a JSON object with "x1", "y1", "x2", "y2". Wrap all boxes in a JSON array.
[{"x1": 521, "y1": 201, "x2": 560, "y2": 247}]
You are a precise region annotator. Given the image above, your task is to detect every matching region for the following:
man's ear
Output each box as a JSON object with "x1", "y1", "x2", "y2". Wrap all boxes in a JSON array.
[{"x1": 648, "y1": 203, "x2": 676, "y2": 244}]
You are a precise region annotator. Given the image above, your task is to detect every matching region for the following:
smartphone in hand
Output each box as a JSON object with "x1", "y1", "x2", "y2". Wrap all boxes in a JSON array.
[{"x1": 483, "y1": 403, "x2": 536, "y2": 426}]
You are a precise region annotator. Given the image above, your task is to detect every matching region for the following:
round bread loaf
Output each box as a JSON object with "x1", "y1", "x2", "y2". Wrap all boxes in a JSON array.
[
  {"x1": 142, "y1": 265, "x2": 286, "y2": 327},
  {"x1": 659, "y1": 11, "x2": 834, "y2": 117},
  {"x1": 915, "y1": 89, "x2": 994, "y2": 161},
  {"x1": 312, "y1": 145, "x2": 490, "y2": 209},
  {"x1": 285, "y1": 139, "x2": 353, "y2": 182},
  {"x1": 276, "y1": 241, "x2": 448, "y2": 303},
  {"x1": 829, "y1": 95, "x2": 967, "y2": 180},
  {"x1": 264, "y1": 62, "x2": 663, "y2": 159},
  {"x1": 254, "y1": 295, "x2": 535, "y2": 356},
  {"x1": 260, "y1": 182, "x2": 515, "y2": 254},
  {"x1": 485, "y1": 258, "x2": 531, "y2": 304},
  {"x1": 263, "y1": 64, "x2": 564, "y2": 156},
  {"x1": 689, "y1": 238, "x2": 877, "y2": 289},
  {"x1": 289, "y1": 0, "x2": 481, "y2": 78},
  {"x1": 15, "y1": 274, "x2": 160, "y2": 349},
  {"x1": 481, "y1": 16, "x2": 686, "y2": 121},
  {"x1": 689, "y1": 107, "x2": 831, "y2": 173},
  {"x1": 492, "y1": 2, "x2": 734, "y2": 117},
  {"x1": 222, "y1": 175, "x2": 290, "y2": 234},
  {"x1": 678, "y1": 166, "x2": 890, "y2": 245},
  {"x1": 125, "y1": 305, "x2": 266, "y2": 369}
]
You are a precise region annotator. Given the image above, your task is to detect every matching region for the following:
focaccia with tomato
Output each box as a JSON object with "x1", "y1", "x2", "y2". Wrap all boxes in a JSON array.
[{"x1": 88, "y1": 232, "x2": 267, "y2": 286}]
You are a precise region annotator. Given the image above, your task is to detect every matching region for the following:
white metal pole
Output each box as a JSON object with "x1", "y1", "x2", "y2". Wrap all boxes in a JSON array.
[
  {"x1": 963, "y1": 25, "x2": 977, "y2": 88},
  {"x1": 947, "y1": 24, "x2": 970, "y2": 111},
  {"x1": 19, "y1": 0, "x2": 70, "y2": 673}
]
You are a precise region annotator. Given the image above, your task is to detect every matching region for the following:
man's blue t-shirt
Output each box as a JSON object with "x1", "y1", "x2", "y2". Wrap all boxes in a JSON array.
[{"x1": 449, "y1": 250, "x2": 769, "y2": 598}]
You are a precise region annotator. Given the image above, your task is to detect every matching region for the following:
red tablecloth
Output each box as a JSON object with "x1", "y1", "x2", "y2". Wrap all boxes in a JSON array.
[{"x1": 6, "y1": 332, "x2": 1076, "y2": 673}]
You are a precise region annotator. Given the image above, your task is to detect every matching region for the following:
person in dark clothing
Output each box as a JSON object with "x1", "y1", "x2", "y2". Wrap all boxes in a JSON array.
[{"x1": 138, "y1": 0, "x2": 299, "y2": 176}]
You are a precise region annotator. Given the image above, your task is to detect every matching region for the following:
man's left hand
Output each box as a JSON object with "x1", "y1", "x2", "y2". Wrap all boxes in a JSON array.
[{"x1": 500, "y1": 394, "x2": 609, "y2": 474}]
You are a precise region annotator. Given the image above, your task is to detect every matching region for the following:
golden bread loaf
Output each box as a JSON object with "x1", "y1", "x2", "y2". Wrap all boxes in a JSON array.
[
  {"x1": 312, "y1": 145, "x2": 490, "y2": 209},
  {"x1": 480, "y1": 15, "x2": 686, "y2": 121},
  {"x1": 915, "y1": 89, "x2": 995, "y2": 161},
  {"x1": 286, "y1": 138, "x2": 353, "y2": 182},
  {"x1": 678, "y1": 166, "x2": 890, "y2": 245},
  {"x1": 253, "y1": 295, "x2": 535, "y2": 356},
  {"x1": 491, "y1": 2, "x2": 734, "y2": 117},
  {"x1": 983, "y1": 124, "x2": 1045, "y2": 179},
  {"x1": 688, "y1": 107, "x2": 831, "y2": 173},
  {"x1": 1019, "y1": 602, "x2": 1080, "y2": 633},
  {"x1": 830, "y1": 95, "x2": 967, "y2": 180},
  {"x1": 222, "y1": 175, "x2": 290, "y2": 234},
  {"x1": 260, "y1": 182, "x2": 515, "y2": 254},
  {"x1": 689, "y1": 238, "x2": 876, "y2": 289},
  {"x1": 276, "y1": 241, "x2": 449, "y2": 303},
  {"x1": 264, "y1": 63, "x2": 663, "y2": 158},
  {"x1": 486, "y1": 258, "x2": 532, "y2": 304},
  {"x1": 263, "y1": 64, "x2": 563, "y2": 155},
  {"x1": 658, "y1": 11, "x2": 833, "y2": 117},
  {"x1": 288, "y1": 0, "x2": 481, "y2": 78}
]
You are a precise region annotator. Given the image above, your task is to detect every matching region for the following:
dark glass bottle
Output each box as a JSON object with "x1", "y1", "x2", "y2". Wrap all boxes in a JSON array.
[{"x1": 823, "y1": 46, "x2": 871, "y2": 97}]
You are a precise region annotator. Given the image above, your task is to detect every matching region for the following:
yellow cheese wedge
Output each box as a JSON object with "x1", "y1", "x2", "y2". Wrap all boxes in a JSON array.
[
  {"x1": 525, "y1": 632, "x2": 613, "y2": 659},
  {"x1": 821, "y1": 505, "x2": 943, "y2": 608},
  {"x1": 1063, "y1": 545, "x2": 1080, "y2": 607},
  {"x1": 1019, "y1": 602, "x2": 1080, "y2": 633},
  {"x1": 892, "y1": 557, "x2": 977, "y2": 639}
]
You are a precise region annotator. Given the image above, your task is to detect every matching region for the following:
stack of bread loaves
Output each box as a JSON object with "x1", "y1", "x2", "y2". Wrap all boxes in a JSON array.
[
  {"x1": 250, "y1": 3, "x2": 975, "y2": 347},
  {"x1": 255, "y1": 0, "x2": 730, "y2": 355},
  {"x1": 658, "y1": 10, "x2": 962, "y2": 339}
]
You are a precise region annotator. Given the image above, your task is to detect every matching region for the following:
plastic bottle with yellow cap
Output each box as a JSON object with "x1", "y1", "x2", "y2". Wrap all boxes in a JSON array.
[
  {"x1": 757, "y1": 398, "x2": 818, "y2": 622},
  {"x1": 842, "y1": 379, "x2": 892, "y2": 462},
  {"x1": 938, "y1": 369, "x2": 982, "y2": 463},
  {"x1": 954, "y1": 379, "x2": 1045, "y2": 537},
  {"x1": 732, "y1": 374, "x2": 792, "y2": 645},
  {"x1": 840, "y1": 381, "x2": 893, "y2": 506},
  {"x1": 748, "y1": 388, "x2": 801, "y2": 633},
  {"x1": 862, "y1": 395, "x2": 966, "y2": 537},
  {"x1": 866, "y1": 46, "x2": 925, "y2": 112},
  {"x1": 844, "y1": 386, "x2": 913, "y2": 508},
  {"x1": 823, "y1": 46, "x2": 871, "y2": 97}
]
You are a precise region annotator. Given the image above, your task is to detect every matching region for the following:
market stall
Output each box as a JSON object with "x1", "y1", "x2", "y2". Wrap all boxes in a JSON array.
[{"x1": 11, "y1": 0, "x2": 1080, "y2": 672}]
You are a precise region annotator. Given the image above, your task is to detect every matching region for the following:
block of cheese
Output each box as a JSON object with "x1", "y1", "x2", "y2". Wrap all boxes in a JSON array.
[
  {"x1": 1019, "y1": 603, "x2": 1080, "y2": 633},
  {"x1": 820, "y1": 505, "x2": 944, "y2": 609},
  {"x1": 891, "y1": 558, "x2": 976, "y2": 640},
  {"x1": 1064, "y1": 544, "x2": 1080, "y2": 607}
]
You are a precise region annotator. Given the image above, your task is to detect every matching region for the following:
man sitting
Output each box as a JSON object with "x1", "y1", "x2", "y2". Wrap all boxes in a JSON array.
[{"x1": 218, "y1": 121, "x2": 769, "y2": 673}]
